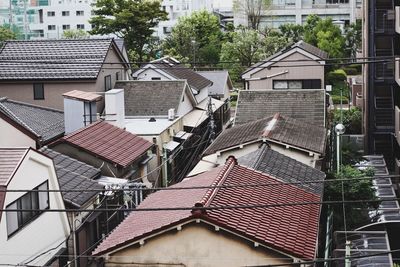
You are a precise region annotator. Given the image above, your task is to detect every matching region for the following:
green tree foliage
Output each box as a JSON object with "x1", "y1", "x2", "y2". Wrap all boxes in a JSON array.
[
  {"x1": 303, "y1": 15, "x2": 346, "y2": 58},
  {"x1": 89, "y1": 0, "x2": 167, "y2": 62},
  {"x1": 278, "y1": 23, "x2": 304, "y2": 43},
  {"x1": 344, "y1": 19, "x2": 362, "y2": 58},
  {"x1": 0, "y1": 26, "x2": 16, "y2": 46},
  {"x1": 219, "y1": 26, "x2": 286, "y2": 81},
  {"x1": 325, "y1": 166, "x2": 377, "y2": 230},
  {"x1": 163, "y1": 10, "x2": 222, "y2": 65},
  {"x1": 62, "y1": 29, "x2": 89, "y2": 39},
  {"x1": 233, "y1": 0, "x2": 272, "y2": 30},
  {"x1": 333, "y1": 107, "x2": 362, "y2": 135}
]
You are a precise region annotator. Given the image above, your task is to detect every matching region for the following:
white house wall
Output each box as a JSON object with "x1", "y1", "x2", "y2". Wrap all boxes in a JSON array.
[
  {"x1": 0, "y1": 117, "x2": 36, "y2": 148},
  {"x1": 177, "y1": 90, "x2": 196, "y2": 116},
  {"x1": 0, "y1": 150, "x2": 70, "y2": 266},
  {"x1": 135, "y1": 68, "x2": 172, "y2": 81},
  {"x1": 194, "y1": 86, "x2": 210, "y2": 103}
]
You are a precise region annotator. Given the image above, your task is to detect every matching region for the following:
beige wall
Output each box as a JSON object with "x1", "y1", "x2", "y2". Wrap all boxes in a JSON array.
[
  {"x1": 0, "y1": 46, "x2": 128, "y2": 111},
  {"x1": 0, "y1": 117, "x2": 36, "y2": 148},
  {"x1": 105, "y1": 222, "x2": 293, "y2": 267},
  {"x1": 248, "y1": 52, "x2": 325, "y2": 90}
]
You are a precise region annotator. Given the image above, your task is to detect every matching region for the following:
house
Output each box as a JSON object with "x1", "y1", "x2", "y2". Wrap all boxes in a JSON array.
[
  {"x1": 91, "y1": 157, "x2": 322, "y2": 266},
  {"x1": 132, "y1": 56, "x2": 212, "y2": 103},
  {"x1": 242, "y1": 41, "x2": 328, "y2": 90},
  {"x1": 49, "y1": 120, "x2": 154, "y2": 180},
  {"x1": 235, "y1": 89, "x2": 326, "y2": 127},
  {"x1": 0, "y1": 97, "x2": 64, "y2": 148},
  {"x1": 191, "y1": 113, "x2": 327, "y2": 172},
  {"x1": 0, "y1": 38, "x2": 129, "y2": 110},
  {"x1": 0, "y1": 148, "x2": 70, "y2": 266}
]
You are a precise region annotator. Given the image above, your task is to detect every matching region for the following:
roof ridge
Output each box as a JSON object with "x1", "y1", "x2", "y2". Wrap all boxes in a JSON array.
[
  {"x1": 0, "y1": 102, "x2": 40, "y2": 137},
  {"x1": 5, "y1": 38, "x2": 113, "y2": 43},
  {"x1": 262, "y1": 113, "x2": 281, "y2": 137}
]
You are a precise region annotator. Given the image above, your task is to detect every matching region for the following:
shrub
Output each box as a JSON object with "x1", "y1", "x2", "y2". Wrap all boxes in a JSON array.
[
  {"x1": 331, "y1": 95, "x2": 349, "y2": 104},
  {"x1": 326, "y1": 69, "x2": 347, "y2": 85},
  {"x1": 343, "y1": 67, "x2": 358, "y2": 75}
]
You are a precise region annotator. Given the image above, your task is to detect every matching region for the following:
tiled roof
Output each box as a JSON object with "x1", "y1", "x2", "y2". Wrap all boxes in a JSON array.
[
  {"x1": 197, "y1": 70, "x2": 231, "y2": 97},
  {"x1": 235, "y1": 90, "x2": 325, "y2": 127},
  {"x1": 93, "y1": 158, "x2": 321, "y2": 259},
  {"x1": 63, "y1": 90, "x2": 102, "y2": 102},
  {"x1": 115, "y1": 80, "x2": 188, "y2": 116},
  {"x1": 238, "y1": 144, "x2": 325, "y2": 195},
  {"x1": 0, "y1": 148, "x2": 29, "y2": 185},
  {"x1": 55, "y1": 121, "x2": 153, "y2": 168},
  {"x1": 205, "y1": 114, "x2": 326, "y2": 155},
  {"x1": 0, "y1": 39, "x2": 114, "y2": 80},
  {"x1": 150, "y1": 57, "x2": 212, "y2": 91},
  {"x1": 40, "y1": 147, "x2": 102, "y2": 208},
  {"x1": 0, "y1": 98, "x2": 64, "y2": 144}
]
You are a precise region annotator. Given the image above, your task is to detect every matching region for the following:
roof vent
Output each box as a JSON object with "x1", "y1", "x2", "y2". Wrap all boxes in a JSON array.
[
  {"x1": 168, "y1": 108, "x2": 175, "y2": 121},
  {"x1": 149, "y1": 117, "x2": 156, "y2": 122}
]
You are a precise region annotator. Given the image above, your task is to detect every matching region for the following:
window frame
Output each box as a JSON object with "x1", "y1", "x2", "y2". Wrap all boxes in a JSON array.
[
  {"x1": 47, "y1": 11, "x2": 55, "y2": 17},
  {"x1": 33, "y1": 83, "x2": 45, "y2": 100},
  {"x1": 76, "y1": 10, "x2": 84, "y2": 16},
  {"x1": 47, "y1": 25, "x2": 56, "y2": 31},
  {"x1": 62, "y1": 11, "x2": 70, "y2": 16},
  {"x1": 104, "y1": 75, "x2": 112, "y2": 91}
]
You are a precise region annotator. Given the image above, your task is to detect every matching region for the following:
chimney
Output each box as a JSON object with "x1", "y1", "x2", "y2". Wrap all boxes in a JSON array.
[
  {"x1": 63, "y1": 90, "x2": 102, "y2": 134},
  {"x1": 105, "y1": 89, "x2": 125, "y2": 128},
  {"x1": 168, "y1": 108, "x2": 175, "y2": 121}
]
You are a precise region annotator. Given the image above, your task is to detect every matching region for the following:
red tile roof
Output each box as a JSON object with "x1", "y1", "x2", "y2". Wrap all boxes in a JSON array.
[
  {"x1": 93, "y1": 158, "x2": 321, "y2": 259},
  {"x1": 57, "y1": 121, "x2": 153, "y2": 167},
  {"x1": 63, "y1": 90, "x2": 103, "y2": 102}
]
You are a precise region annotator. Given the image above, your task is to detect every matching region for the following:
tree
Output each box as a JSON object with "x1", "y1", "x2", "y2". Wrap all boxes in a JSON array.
[
  {"x1": 62, "y1": 29, "x2": 89, "y2": 39},
  {"x1": 324, "y1": 166, "x2": 377, "y2": 230},
  {"x1": 163, "y1": 10, "x2": 223, "y2": 65},
  {"x1": 0, "y1": 26, "x2": 16, "y2": 46},
  {"x1": 219, "y1": 26, "x2": 286, "y2": 81},
  {"x1": 233, "y1": 0, "x2": 271, "y2": 30},
  {"x1": 345, "y1": 20, "x2": 362, "y2": 58},
  {"x1": 90, "y1": 0, "x2": 167, "y2": 62},
  {"x1": 278, "y1": 23, "x2": 304, "y2": 43}
]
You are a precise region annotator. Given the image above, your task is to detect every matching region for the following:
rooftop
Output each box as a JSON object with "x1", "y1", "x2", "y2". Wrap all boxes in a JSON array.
[
  {"x1": 63, "y1": 90, "x2": 102, "y2": 102},
  {"x1": 0, "y1": 38, "x2": 118, "y2": 80},
  {"x1": 125, "y1": 116, "x2": 180, "y2": 136},
  {"x1": 40, "y1": 147, "x2": 102, "y2": 208},
  {"x1": 93, "y1": 158, "x2": 321, "y2": 259},
  {"x1": 53, "y1": 121, "x2": 153, "y2": 168},
  {"x1": 0, "y1": 148, "x2": 29, "y2": 186},
  {"x1": 197, "y1": 70, "x2": 232, "y2": 97},
  {"x1": 235, "y1": 90, "x2": 326, "y2": 127},
  {"x1": 0, "y1": 98, "x2": 64, "y2": 144}
]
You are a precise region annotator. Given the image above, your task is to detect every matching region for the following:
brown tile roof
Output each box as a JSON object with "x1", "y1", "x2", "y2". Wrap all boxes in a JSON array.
[
  {"x1": 0, "y1": 148, "x2": 29, "y2": 185},
  {"x1": 235, "y1": 89, "x2": 326, "y2": 127},
  {"x1": 63, "y1": 90, "x2": 102, "y2": 102},
  {"x1": 92, "y1": 158, "x2": 321, "y2": 259},
  {"x1": 205, "y1": 114, "x2": 326, "y2": 155},
  {"x1": 55, "y1": 121, "x2": 153, "y2": 168}
]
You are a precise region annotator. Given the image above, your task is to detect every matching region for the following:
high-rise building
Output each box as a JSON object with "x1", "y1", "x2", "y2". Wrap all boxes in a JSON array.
[
  {"x1": 362, "y1": 0, "x2": 400, "y2": 169},
  {"x1": 234, "y1": 0, "x2": 363, "y2": 29}
]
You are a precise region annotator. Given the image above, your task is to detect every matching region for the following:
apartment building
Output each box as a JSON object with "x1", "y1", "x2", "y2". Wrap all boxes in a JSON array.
[
  {"x1": 362, "y1": 0, "x2": 400, "y2": 170},
  {"x1": 234, "y1": 0, "x2": 362, "y2": 29}
]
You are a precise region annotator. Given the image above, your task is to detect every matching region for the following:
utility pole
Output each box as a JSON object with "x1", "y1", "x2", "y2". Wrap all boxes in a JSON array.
[
  {"x1": 23, "y1": 0, "x2": 28, "y2": 40},
  {"x1": 207, "y1": 96, "x2": 216, "y2": 142},
  {"x1": 162, "y1": 143, "x2": 168, "y2": 187}
]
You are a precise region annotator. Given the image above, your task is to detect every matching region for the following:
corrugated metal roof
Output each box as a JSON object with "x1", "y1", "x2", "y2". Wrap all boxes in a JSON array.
[
  {"x1": 0, "y1": 148, "x2": 29, "y2": 185},
  {"x1": 57, "y1": 121, "x2": 153, "y2": 167}
]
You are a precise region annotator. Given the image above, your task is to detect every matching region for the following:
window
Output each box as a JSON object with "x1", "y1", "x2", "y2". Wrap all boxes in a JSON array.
[
  {"x1": 47, "y1": 11, "x2": 55, "y2": 16},
  {"x1": 33, "y1": 83, "x2": 44, "y2": 100},
  {"x1": 116, "y1": 71, "x2": 120, "y2": 81},
  {"x1": 48, "y1": 25, "x2": 55, "y2": 30},
  {"x1": 76, "y1": 10, "x2": 84, "y2": 16},
  {"x1": 151, "y1": 77, "x2": 161, "y2": 80},
  {"x1": 62, "y1": 11, "x2": 69, "y2": 16},
  {"x1": 76, "y1": 24, "x2": 85, "y2": 29},
  {"x1": 6, "y1": 181, "x2": 49, "y2": 237},
  {"x1": 104, "y1": 75, "x2": 112, "y2": 91},
  {"x1": 62, "y1": 25, "x2": 70, "y2": 30},
  {"x1": 273, "y1": 79, "x2": 321, "y2": 90}
]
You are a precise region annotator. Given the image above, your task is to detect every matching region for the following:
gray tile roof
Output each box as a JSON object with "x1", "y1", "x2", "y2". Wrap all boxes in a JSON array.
[
  {"x1": 197, "y1": 70, "x2": 232, "y2": 97},
  {"x1": 0, "y1": 38, "x2": 114, "y2": 80},
  {"x1": 151, "y1": 57, "x2": 212, "y2": 91},
  {"x1": 116, "y1": 80, "x2": 188, "y2": 116},
  {"x1": 0, "y1": 97, "x2": 64, "y2": 144},
  {"x1": 235, "y1": 90, "x2": 325, "y2": 127},
  {"x1": 40, "y1": 147, "x2": 102, "y2": 208},
  {"x1": 238, "y1": 144, "x2": 325, "y2": 195},
  {"x1": 205, "y1": 114, "x2": 326, "y2": 155}
]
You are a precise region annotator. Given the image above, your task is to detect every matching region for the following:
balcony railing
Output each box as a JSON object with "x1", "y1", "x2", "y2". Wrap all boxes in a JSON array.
[
  {"x1": 375, "y1": 9, "x2": 395, "y2": 33},
  {"x1": 375, "y1": 96, "x2": 393, "y2": 128},
  {"x1": 396, "y1": 6, "x2": 400, "y2": 34}
]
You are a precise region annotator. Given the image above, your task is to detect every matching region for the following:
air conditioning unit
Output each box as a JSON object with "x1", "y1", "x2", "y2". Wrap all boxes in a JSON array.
[{"x1": 168, "y1": 108, "x2": 175, "y2": 121}]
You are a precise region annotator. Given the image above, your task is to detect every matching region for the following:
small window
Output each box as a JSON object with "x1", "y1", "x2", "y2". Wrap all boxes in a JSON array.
[
  {"x1": 48, "y1": 25, "x2": 55, "y2": 31},
  {"x1": 62, "y1": 24, "x2": 70, "y2": 30},
  {"x1": 62, "y1": 11, "x2": 69, "y2": 16},
  {"x1": 104, "y1": 75, "x2": 112, "y2": 91},
  {"x1": 33, "y1": 83, "x2": 44, "y2": 100},
  {"x1": 76, "y1": 24, "x2": 85, "y2": 30},
  {"x1": 76, "y1": 10, "x2": 84, "y2": 16},
  {"x1": 47, "y1": 11, "x2": 55, "y2": 16},
  {"x1": 116, "y1": 71, "x2": 120, "y2": 81},
  {"x1": 151, "y1": 77, "x2": 161, "y2": 80}
]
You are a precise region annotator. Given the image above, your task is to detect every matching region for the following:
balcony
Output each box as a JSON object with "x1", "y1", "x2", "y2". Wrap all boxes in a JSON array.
[
  {"x1": 396, "y1": 6, "x2": 400, "y2": 34},
  {"x1": 375, "y1": 9, "x2": 395, "y2": 33},
  {"x1": 396, "y1": 58, "x2": 400, "y2": 86},
  {"x1": 395, "y1": 106, "x2": 400, "y2": 145}
]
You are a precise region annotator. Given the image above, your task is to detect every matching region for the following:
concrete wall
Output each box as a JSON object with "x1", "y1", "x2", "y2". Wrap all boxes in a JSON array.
[
  {"x1": 0, "y1": 150, "x2": 70, "y2": 265},
  {"x1": 248, "y1": 52, "x2": 325, "y2": 90},
  {"x1": 105, "y1": 222, "x2": 292, "y2": 267},
  {"x1": 0, "y1": 117, "x2": 36, "y2": 148}
]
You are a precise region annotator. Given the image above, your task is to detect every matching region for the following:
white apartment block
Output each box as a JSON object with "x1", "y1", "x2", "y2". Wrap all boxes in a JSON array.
[
  {"x1": 234, "y1": 0, "x2": 363, "y2": 29},
  {"x1": 29, "y1": 0, "x2": 94, "y2": 39},
  {"x1": 156, "y1": 0, "x2": 214, "y2": 39}
]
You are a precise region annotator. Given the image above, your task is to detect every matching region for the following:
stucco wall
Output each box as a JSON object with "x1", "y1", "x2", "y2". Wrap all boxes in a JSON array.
[
  {"x1": 105, "y1": 222, "x2": 292, "y2": 267},
  {"x1": 177, "y1": 89, "x2": 195, "y2": 116},
  {"x1": 0, "y1": 150, "x2": 70, "y2": 265},
  {"x1": 0, "y1": 117, "x2": 36, "y2": 148},
  {"x1": 248, "y1": 52, "x2": 325, "y2": 90}
]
